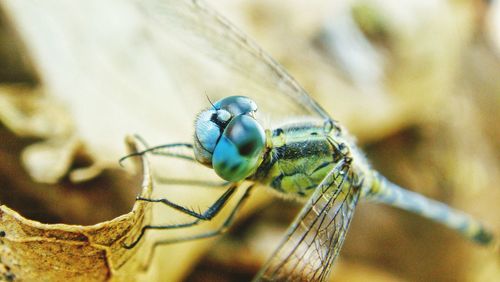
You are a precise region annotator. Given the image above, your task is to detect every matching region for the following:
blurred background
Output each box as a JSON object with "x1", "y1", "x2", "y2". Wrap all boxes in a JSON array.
[{"x1": 0, "y1": 0, "x2": 499, "y2": 281}]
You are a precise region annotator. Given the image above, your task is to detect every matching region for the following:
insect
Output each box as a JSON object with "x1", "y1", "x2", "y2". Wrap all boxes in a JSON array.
[
  {"x1": 120, "y1": 0, "x2": 495, "y2": 281},
  {"x1": 122, "y1": 97, "x2": 493, "y2": 281}
]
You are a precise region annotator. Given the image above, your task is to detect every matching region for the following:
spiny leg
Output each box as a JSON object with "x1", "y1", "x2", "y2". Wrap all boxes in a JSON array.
[
  {"x1": 119, "y1": 142, "x2": 195, "y2": 166},
  {"x1": 121, "y1": 136, "x2": 225, "y2": 187},
  {"x1": 123, "y1": 183, "x2": 239, "y2": 249},
  {"x1": 121, "y1": 136, "x2": 233, "y2": 248},
  {"x1": 139, "y1": 184, "x2": 255, "y2": 270},
  {"x1": 153, "y1": 184, "x2": 254, "y2": 245},
  {"x1": 154, "y1": 177, "x2": 229, "y2": 188},
  {"x1": 120, "y1": 134, "x2": 193, "y2": 164},
  {"x1": 136, "y1": 184, "x2": 238, "y2": 220},
  {"x1": 120, "y1": 137, "x2": 254, "y2": 256}
]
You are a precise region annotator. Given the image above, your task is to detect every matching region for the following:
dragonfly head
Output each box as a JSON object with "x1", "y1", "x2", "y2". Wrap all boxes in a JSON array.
[{"x1": 194, "y1": 96, "x2": 266, "y2": 182}]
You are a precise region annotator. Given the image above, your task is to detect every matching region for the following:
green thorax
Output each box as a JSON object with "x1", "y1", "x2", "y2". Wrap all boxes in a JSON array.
[{"x1": 250, "y1": 122, "x2": 345, "y2": 198}]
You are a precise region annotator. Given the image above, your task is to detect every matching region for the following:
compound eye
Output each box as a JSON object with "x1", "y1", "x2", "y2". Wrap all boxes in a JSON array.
[
  {"x1": 212, "y1": 115, "x2": 265, "y2": 182},
  {"x1": 213, "y1": 96, "x2": 258, "y2": 117},
  {"x1": 193, "y1": 110, "x2": 223, "y2": 165},
  {"x1": 193, "y1": 96, "x2": 260, "y2": 169}
]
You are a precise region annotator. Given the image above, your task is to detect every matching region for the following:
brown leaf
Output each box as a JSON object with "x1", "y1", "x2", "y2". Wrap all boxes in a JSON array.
[{"x1": 0, "y1": 137, "x2": 153, "y2": 282}]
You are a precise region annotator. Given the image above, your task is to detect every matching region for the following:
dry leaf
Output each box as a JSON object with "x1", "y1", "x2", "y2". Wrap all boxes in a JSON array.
[{"x1": 0, "y1": 137, "x2": 153, "y2": 282}]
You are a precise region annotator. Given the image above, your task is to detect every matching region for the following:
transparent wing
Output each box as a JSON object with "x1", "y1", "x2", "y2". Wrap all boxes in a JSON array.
[
  {"x1": 254, "y1": 163, "x2": 361, "y2": 282},
  {"x1": 137, "y1": 0, "x2": 330, "y2": 123}
]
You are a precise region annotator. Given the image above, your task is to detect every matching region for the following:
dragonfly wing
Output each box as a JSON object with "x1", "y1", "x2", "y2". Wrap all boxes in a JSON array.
[
  {"x1": 140, "y1": 0, "x2": 330, "y2": 121},
  {"x1": 254, "y1": 164, "x2": 361, "y2": 282}
]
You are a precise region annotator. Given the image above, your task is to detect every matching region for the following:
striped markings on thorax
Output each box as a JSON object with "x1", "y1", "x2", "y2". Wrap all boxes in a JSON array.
[{"x1": 252, "y1": 123, "x2": 347, "y2": 197}]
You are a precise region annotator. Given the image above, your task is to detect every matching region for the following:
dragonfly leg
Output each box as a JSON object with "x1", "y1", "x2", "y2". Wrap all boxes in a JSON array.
[
  {"x1": 142, "y1": 143, "x2": 195, "y2": 161},
  {"x1": 119, "y1": 134, "x2": 195, "y2": 166},
  {"x1": 151, "y1": 184, "x2": 254, "y2": 246},
  {"x1": 122, "y1": 218, "x2": 203, "y2": 250},
  {"x1": 128, "y1": 185, "x2": 254, "y2": 271},
  {"x1": 154, "y1": 177, "x2": 229, "y2": 188},
  {"x1": 136, "y1": 184, "x2": 238, "y2": 220},
  {"x1": 122, "y1": 183, "x2": 238, "y2": 249}
]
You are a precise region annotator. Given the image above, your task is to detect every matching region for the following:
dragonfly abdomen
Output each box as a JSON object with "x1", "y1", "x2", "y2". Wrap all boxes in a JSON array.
[
  {"x1": 367, "y1": 173, "x2": 494, "y2": 245},
  {"x1": 252, "y1": 123, "x2": 345, "y2": 198}
]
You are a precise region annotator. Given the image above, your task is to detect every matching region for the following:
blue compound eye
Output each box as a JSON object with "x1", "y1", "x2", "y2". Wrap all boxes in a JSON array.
[
  {"x1": 213, "y1": 96, "x2": 257, "y2": 117},
  {"x1": 212, "y1": 114, "x2": 265, "y2": 182},
  {"x1": 194, "y1": 96, "x2": 259, "y2": 166},
  {"x1": 193, "y1": 110, "x2": 223, "y2": 165}
]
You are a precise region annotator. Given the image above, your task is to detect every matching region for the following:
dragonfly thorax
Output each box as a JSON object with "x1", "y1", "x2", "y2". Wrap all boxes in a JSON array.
[{"x1": 250, "y1": 122, "x2": 349, "y2": 198}]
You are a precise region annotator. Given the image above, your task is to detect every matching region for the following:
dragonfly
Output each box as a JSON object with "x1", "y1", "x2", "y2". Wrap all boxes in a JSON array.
[{"x1": 120, "y1": 0, "x2": 495, "y2": 281}]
